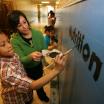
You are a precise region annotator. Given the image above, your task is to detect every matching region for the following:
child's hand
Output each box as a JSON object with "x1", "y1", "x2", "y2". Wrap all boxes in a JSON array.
[
  {"x1": 54, "y1": 53, "x2": 66, "y2": 73},
  {"x1": 53, "y1": 42, "x2": 57, "y2": 47}
]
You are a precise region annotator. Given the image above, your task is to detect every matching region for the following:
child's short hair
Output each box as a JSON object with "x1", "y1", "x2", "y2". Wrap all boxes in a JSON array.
[
  {"x1": 0, "y1": 30, "x2": 9, "y2": 38},
  {"x1": 0, "y1": 30, "x2": 5, "y2": 35},
  {"x1": 44, "y1": 25, "x2": 55, "y2": 32},
  {"x1": 0, "y1": 30, "x2": 2, "y2": 33}
]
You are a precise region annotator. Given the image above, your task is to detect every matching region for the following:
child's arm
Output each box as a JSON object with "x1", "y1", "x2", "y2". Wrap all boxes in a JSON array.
[
  {"x1": 1, "y1": 54, "x2": 66, "y2": 92},
  {"x1": 30, "y1": 53, "x2": 66, "y2": 90},
  {"x1": 48, "y1": 42, "x2": 57, "y2": 50}
]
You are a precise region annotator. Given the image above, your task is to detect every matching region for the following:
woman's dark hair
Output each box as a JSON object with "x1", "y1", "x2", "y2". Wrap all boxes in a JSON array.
[{"x1": 7, "y1": 10, "x2": 30, "y2": 32}]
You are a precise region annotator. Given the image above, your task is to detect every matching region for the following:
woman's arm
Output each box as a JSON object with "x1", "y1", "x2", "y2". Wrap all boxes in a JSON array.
[{"x1": 10, "y1": 39, "x2": 33, "y2": 64}]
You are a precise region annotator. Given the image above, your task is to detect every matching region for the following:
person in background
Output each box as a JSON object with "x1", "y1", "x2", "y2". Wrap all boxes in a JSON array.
[
  {"x1": 43, "y1": 25, "x2": 50, "y2": 47},
  {"x1": 7, "y1": 10, "x2": 49, "y2": 102},
  {"x1": 0, "y1": 31, "x2": 67, "y2": 104},
  {"x1": 48, "y1": 10, "x2": 56, "y2": 27},
  {"x1": 44, "y1": 25, "x2": 58, "y2": 50}
]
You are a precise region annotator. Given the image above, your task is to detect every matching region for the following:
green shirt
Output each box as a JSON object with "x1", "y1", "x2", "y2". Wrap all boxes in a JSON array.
[{"x1": 11, "y1": 28, "x2": 46, "y2": 69}]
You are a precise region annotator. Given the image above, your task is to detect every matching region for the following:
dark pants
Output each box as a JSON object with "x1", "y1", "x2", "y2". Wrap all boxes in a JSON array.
[
  {"x1": 25, "y1": 98, "x2": 33, "y2": 104},
  {"x1": 25, "y1": 62, "x2": 47, "y2": 99}
]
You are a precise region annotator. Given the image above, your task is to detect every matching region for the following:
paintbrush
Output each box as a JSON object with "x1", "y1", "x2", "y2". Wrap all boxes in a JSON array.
[{"x1": 63, "y1": 45, "x2": 76, "y2": 56}]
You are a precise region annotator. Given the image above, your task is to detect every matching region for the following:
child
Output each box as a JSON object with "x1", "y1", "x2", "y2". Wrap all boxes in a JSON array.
[
  {"x1": 48, "y1": 10, "x2": 56, "y2": 27},
  {"x1": 44, "y1": 25, "x2": 58, "y2": 50},
  {"x1": 0, "y1": 31, "x2": 66, "y2": 104}
]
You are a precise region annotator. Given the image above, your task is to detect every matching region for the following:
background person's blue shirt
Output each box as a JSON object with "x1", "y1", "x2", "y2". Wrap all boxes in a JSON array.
[{"x1": 44, "y1": 35, "x2": 50, "y2": 49}]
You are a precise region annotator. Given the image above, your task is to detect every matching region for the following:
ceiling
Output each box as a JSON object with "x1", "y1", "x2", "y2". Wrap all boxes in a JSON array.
[{"x1": 31, "y1": 0, "x2": 60, "y2": 5}]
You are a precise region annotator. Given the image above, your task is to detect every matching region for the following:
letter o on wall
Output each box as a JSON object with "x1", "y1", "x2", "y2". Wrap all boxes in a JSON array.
[{"x1": 82, "y1": 43, "x2": 90, "y2": 62}]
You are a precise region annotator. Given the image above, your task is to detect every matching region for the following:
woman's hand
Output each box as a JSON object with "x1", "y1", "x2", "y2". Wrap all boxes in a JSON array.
[{"x1": 30, "y1": 51, "x2": 43, "y2": 61}]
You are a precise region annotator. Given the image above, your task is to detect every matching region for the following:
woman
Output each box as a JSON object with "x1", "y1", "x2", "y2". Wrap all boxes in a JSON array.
[{"x1": 8, "y1": 10, "x2": 49, "y2": 102}]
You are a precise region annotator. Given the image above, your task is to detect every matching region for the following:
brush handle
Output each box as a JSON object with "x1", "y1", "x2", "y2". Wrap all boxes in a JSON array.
[
  {"x1": 63, "y1": 49, "x2": 73, "y2": 56},
  {"x1": 63, "y1": 45, "x2": 76, "y2": 56}
]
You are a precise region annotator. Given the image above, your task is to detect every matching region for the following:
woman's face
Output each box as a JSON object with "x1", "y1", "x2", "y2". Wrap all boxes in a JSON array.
[
  {"x1": 17, "y1": 16, "x2": 30, "y2": 35},
  {"x1": 0, "y1": 33, "x2": 14, "y2": 57}
]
